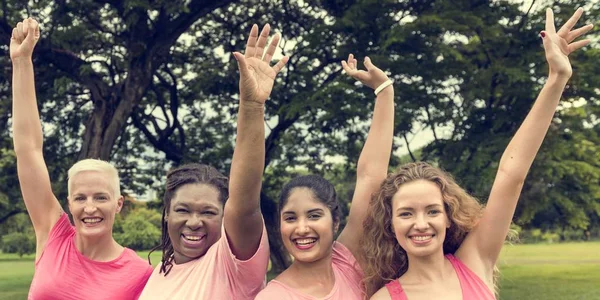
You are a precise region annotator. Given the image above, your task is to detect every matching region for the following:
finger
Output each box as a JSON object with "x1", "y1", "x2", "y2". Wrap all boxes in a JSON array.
[
  {"x1": 349, "y1": 53, "x2": 354, "y2": 69},
  {"x1": 545, "y1": 8, "x2": 556, "y2": 34},
  {"x1": 557, "y1": 7, "x2": 583, "y2": 36},
  {"x1": 364, "y1": 56, "x2": 375, "y2": 71},
  {"x1": 567, "y1": 24, "x2": 594, "y2": 43},
  {"x1": 29, "y1": 18, "x2": 40, "y2": 41},
  {"x1": 263, "y1": 32, "x2": 280, "y2": 63},
  {"x1": 11, "y1": 28, "x2": 18, "y2": 41},
  {"x1": 16, "y1": 22, "x2": 24, "y2": 41},
  {"x1": 352, "y1": 56, "x2": 358, "y2": 69},
  {"x1": 23, "y1": 19, "x2": 29, "y2": 36},
  {"x1": 272, "y1": 56, "x2": 289, "y2": 74},
  {"x1": 568, "y1": 39, "x2": 590, "y2": 53},
  {"x1": 244, "y1": 24, "x2": 259, "y2": 58},
  {"x1": 352, "y1": 70, "x2": 369, "y2": 82},
  {"x1": 341, "y1": 60, "x2": 354, "y2": 74},
  {"x1": 24, "y1": 19, "x2": 36, "y2": 43},
  {"x1": 233, "y1": 52, "x2": 250, "y2": 78},
  {"x1": 255, "y1": 24, "x2": 271, "y2": 59}
]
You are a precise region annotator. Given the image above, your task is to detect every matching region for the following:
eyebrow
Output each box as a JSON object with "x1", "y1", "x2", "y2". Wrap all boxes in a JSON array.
[
  {"x1": 396, "y1": 204, "x2": 443, "y2": 212},
  {"x1": 307, "y1": 208, "x2": 324, "y2": 214}
]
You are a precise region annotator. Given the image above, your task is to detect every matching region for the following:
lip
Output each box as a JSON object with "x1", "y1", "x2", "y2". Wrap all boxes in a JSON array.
[
  {"x1": 180, "y1": 233, "x2": 207, "y2": 248},
  {"x1": 408, "y1": 234, "x2": 435, "y2": 245},
  {"x1": 81, "y1": 217, "x2": 104, "y2": 227},
  {"x1": 292, "y1": 237, "x2": 318, "y2": 250}
]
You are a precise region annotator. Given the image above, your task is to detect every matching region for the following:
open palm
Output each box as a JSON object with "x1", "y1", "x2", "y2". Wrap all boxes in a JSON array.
[
  {"x1": 542, "y1": 8, "x2": 593, "y2": 77},
  {"x1": 233, "y1": 24, "x2": 288, "y2": 104}
]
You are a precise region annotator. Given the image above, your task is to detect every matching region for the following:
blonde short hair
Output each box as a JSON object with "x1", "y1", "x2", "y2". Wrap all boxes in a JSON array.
[{"x1": 67, "y1": 159, "x2": 121, "y2": 197}]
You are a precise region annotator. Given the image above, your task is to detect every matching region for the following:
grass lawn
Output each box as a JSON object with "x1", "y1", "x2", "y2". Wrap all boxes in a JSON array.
[{"x1": 1, "y1": 242, "x2": 598, "y2": 300}]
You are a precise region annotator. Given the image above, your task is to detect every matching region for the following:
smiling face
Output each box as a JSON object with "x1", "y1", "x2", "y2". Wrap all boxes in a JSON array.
[
  {"x1": 391, "y1": 179, "x2": 450, "y2": 258},
  {"x1": 280, "y1": 187, "x2": 338, "y2": 263},
  {"x1": 68, "y1": 171, "x2": 123, "y2": 240},
  {"x1": 167, "y1": 183, "x2": 223, "y2": 264}
]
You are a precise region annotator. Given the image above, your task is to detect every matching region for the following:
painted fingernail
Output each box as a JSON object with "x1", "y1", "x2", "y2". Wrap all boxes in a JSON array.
[{"x1": 540, "y1": 31, "x2": 546, "y2": 38}]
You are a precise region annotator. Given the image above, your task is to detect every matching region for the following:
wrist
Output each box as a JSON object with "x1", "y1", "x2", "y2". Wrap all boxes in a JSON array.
[
  {"x1": 374, "y1": 80, "x2": 393, "y2": 96},
  {"x1": 547, "y1": 72, "x2": 570, "y2": 85},
  {"x1": 11, "y1": 57, "x2": 33, "y2": 67},
  {"x1": 376, "y1": 85, "x2": 394, "y2": 97},
  {"x1": 239, "y1": 100, "x2": 265, "y2": 111}
]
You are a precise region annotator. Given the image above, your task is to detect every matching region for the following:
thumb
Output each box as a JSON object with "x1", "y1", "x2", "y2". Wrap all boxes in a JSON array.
[
  {"x1": 364, "y1": 56, "x2": 374, "y2": 71},
  {"x1": 540, "y1": 31, "x2": 552, "y2": 51},
  {"x1": 233, "y1": 52, "x2": 250, "y2": 78}
]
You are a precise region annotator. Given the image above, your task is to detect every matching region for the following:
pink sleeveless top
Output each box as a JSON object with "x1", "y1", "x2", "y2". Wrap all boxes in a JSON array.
[{"x1": 385, "y1": 254, "x2": 495, "y2": 300}]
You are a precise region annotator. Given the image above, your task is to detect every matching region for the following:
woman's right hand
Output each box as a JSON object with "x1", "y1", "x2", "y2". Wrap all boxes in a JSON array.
[
  {"x1": 341, "y1": 54, "x2": 390, "y2": 90},
  {"x1": 10, "y1": 18, "x2": 40, "y2": 62}
]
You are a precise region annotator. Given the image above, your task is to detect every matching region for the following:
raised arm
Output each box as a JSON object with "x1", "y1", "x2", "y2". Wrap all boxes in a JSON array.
[
  {"x1": 224, "y1": 24, "x2": 288, "y2": 259},
  {"x1": 336, "y1": 54, "x2": 394, "y2": 260},
  {"x1": 11, "y1": 18, "x2": 62, "y2": 258},
  {"x1": 459, "y1": 8, "x2": 593, "y2": 269}
]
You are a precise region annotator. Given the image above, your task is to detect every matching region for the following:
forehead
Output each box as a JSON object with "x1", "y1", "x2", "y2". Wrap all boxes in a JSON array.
[
  {"x1": 282, "y1": 188, "x2": 329, "y2": 213},
  {"x1": 171, "y1": 183, "x2": 222, "y2": 208},
  {"x1": 70, "y1": 171, "x2": 113, "y2": 195},
  {"x1": 392, "y1": 179, "x2": 443, "y2": 209}
]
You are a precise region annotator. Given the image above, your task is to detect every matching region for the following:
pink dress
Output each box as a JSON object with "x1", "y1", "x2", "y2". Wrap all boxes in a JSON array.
[
  {"x1": 385, "y1": 254, "x2": 495, "y2": 300},
  {"x1": 28, "y1": 213, "x2": 153, "y2": 300},
  {"x1": 255, "y1": 242, "x2": 365, "y2": 300}
]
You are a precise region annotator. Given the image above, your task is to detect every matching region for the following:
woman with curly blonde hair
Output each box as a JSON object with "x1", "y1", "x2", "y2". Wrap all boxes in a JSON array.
[{"x1": 361, "y1": 7, "x2": 593, "y2": 300}]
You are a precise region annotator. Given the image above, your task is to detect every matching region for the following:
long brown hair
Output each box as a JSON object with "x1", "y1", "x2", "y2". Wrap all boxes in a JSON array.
[
  {"x1": 148, "y1": 163, "x2": 228, "y2": 276},
  {"x1": 361, "y1": 162, "x2": 487, "y2": 297}
]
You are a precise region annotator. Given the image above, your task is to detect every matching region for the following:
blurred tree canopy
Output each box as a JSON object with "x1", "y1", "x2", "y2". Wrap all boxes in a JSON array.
[{"x1": 0, "y1": 0, "x2": 599, "y2": 270}]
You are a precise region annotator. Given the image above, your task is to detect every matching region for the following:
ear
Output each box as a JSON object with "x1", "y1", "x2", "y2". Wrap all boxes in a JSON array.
[
  {"x1": 115, "y1": 195, "x2": 124, "y2": 213},
  {"x1": 334, "y1": 220, "x2": 340, "y2": 233}
]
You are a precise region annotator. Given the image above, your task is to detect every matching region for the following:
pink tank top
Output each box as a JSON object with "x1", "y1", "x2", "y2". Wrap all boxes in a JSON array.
[
  {"x1": 28, "y1": 213, "x2": 153, "y2": 300},
  {"x1": 384, "y1": 254, "x2": 495, "y2": 300}
]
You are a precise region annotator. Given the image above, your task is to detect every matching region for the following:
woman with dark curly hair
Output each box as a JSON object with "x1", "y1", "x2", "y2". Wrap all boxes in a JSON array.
[
  {"x1": 361, "y1": 7, "x2": 593, "y2": 300},
  {"x1": 139, "y1": 23, "x2": 288, "y2": 300}
]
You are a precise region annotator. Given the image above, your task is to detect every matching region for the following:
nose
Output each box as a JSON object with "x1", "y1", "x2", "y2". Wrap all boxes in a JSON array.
[
  {"x1": 185, "y1": 214, "x2": 204, "y2": 230},
  {"x1": 83, "y1": 199, "x2": 97, "y2": 214},
  {"x1": 414, "y1": 213, "x2": 430, "y2": 231},
  {"x1": 295, "y1": 218, "x2": 310, "y2": 235}
]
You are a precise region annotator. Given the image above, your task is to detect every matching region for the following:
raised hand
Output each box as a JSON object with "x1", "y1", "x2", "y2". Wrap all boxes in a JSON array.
[
  {"x1": 341, "y1": 54, "x2": 389, "y2": 90},
  {"x1": 233, "y1": 24, "x2": 289, "y2": 105},
  {"x1": 541, "y1": 7, "x2": 593, "y2": 78},
  {"x1": 10, "y1": 18, "x2": 40, "y2": 61}
]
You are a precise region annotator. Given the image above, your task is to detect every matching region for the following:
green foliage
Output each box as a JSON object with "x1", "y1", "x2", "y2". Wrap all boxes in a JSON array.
[
  {"x1": 1, "y1": 232, "x2": 35, "y2": 257},
  {"x1": 0, "y1": 0, "x2": 599, "y2": 271},
  {"x1": 114, "y1": 208, "x2": 161, "y2": 251}
]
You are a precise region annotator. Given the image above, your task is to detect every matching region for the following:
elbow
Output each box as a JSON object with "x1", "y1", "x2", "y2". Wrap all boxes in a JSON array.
[{"x1": 496, "y1": 165, "x2": 527, "y2": 187}]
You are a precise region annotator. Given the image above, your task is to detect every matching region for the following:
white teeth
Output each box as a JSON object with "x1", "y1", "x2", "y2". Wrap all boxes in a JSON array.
[
  {"x1": 183, "y1": 235, "x2": 202, "y2": 241},
  {"x1": 411, "y1": 235, "x2": 432, "y2": 241},
  {"x1": 295, "y1": 238, "x2": 316, "y2": 245},
  {"x1": 83, "y1": 218, "x2": 102, "y2": 224}
]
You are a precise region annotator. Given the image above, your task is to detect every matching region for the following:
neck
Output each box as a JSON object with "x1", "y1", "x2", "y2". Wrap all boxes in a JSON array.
[
  {"x1": 287, "y1": 249, "x2": 336, "y2": 285},
  {"x1": 403, "y1": 250, "x2": 452, "y2": 283},
  {"x1": 74, "y1": 230, "x2": 123, "y2": 262}
]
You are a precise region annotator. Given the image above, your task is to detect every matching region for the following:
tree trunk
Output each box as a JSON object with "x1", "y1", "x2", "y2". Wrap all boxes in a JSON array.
[{"x1": 77, "y1": 67, "x2": 152, "y2": 161}]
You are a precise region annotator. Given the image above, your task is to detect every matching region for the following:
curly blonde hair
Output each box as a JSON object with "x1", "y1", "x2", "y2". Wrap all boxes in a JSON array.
[{"x1": 361, "y1": 162, "x2": 489, "y2": 297}]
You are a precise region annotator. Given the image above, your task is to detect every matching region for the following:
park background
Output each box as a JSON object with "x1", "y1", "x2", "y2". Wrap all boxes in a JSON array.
[{"x1": 0, "y1": 0, "x2": 599, "y2": 299}]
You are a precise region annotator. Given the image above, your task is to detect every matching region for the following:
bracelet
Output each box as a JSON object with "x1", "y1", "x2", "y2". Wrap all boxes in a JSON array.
[{"x1": 374, "y1": 80, "x2": 393, "y2": 96}]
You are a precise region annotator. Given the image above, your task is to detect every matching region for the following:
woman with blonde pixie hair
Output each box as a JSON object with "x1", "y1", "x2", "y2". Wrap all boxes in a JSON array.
[
  {"x1": 362, "y1": 7, "x2": 593, "y2": 300},
  {"x1": 11, "y1": 18, "x2": 152, "y2": 299}
]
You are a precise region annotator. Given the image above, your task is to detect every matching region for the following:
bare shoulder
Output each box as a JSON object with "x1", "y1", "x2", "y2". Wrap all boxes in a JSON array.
[{"x1": 370, "y1": 285, "x2": 392, "y2": 300}]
